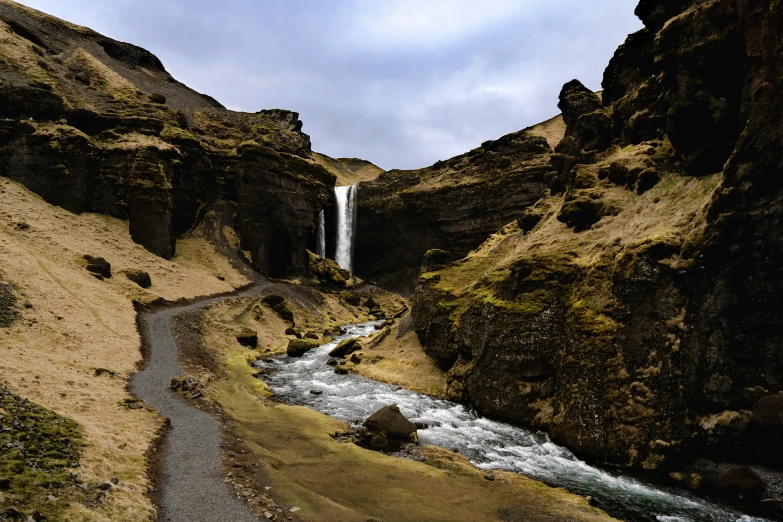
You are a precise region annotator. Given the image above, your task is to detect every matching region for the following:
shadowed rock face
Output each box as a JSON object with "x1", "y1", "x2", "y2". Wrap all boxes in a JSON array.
[
  {"x1": 408, "y1": 0, "x2": 783, "y2": 498},
  {"x1": 0, "y1": 2, "x2": 334, "y2": 276},
  {"x1": 355, "y1": 131, "x2": 556, "y2": 294}
]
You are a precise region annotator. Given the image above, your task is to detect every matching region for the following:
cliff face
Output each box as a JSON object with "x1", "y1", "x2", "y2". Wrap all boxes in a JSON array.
[
  {"x1": 355, "y1": 132, "x2": 556, "y2": 294},
  {"x1": 0, "y1": 1, "x2": 335, "y2": 276},
  {"x1": 409, "y1": 0, "x2": 783, "y2": 484}
]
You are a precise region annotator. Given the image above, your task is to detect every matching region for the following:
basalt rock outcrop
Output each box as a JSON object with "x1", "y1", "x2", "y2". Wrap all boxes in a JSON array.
[
  {"x1": 0, "y1": 1, "x2": 337, "y2": 277},
  {"x1": 410, "y1": 0, "x2": 783, "y2": 501},
  {"x1": 355, "y1": 131, "x2": 556, "y2": 294}
]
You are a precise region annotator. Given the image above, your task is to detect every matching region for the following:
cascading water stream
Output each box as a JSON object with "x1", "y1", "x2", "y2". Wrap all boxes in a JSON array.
[
  {"x1": 316, "y1": 209, "x2": 326, "y2": 258},
  {"x1": 254, "y1": 322, "x2": 777, "y2": 522},
  {"x1": 335, "y1": 185, "x2": 357, "y2": 272}
]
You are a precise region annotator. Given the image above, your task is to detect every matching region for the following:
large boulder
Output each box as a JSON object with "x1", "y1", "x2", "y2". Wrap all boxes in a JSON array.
[
  {"x1": 235, "y1": 327, "x2": 258, "y2": 348},
  {"x1": 363, "y1": 404, "x2": 418, "y2": 446},
  {"x1": 752, "y1": 393, "x2": 783, "y2": 428},
  {"x1": 328, "y1": 338, "x2": 361, "y2": 358},
  {"x1": 286, "y1": 339, "x2": 319, "y2": 358},
  {"x1": 714, "y1": 466, "x2": 764, "y2": 501}
]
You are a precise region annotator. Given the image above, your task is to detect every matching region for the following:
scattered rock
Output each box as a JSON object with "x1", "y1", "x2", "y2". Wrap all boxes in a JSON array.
[
  {"x1": 96, "y1": 482, "x2": 112, "y2": 491},
  {"x1": 350, "y1": 353, "x2": 361, "y2": 364},
  {"x1": 334, "y1": 366, "x2": 349, "y2": 375},
  {"x1": 309, "y1": 390, "x2": 323, "y2": 395},
  {"x1": 326, "y1": 357, "x2": 338, "y2": 366},
  {"x1": 110, "y1": 477, "x2": 119, "y2": 485},
  {"x1": 94, "y1": 368, "x2": 115, "y2": 377},
  {"x1": 170, "y1": 376, "x2": 200, "y2": 392},
  {"x1": 484, "y1": 472, "x2": 495, "y2": 481},
  {"x1": 304, "y1": 332, "x2": 320, "y2": 340},
  {"x1": 284, "y1": 327, "x2": 299, "y2": 337},
  {"x1": 23, "y1": 302, "x2": 33, "y2": 309},
  {"x1": 83, "y1": 255, "x2": 112, "y2": 278},
  {"x1": 147, "y1": 93, "x2": 166, "y2": 104},
  {"x1": 286, "y1": 339, "x2": 319, "y2": 357},
  {"x1": 557, "y1": 190, "x2": 619, "y2": 231},
  {"x1": 421, "y1": 249, "x2": 452, "y2": 271},
  {"x1": 235, "y1": 327, "x2": 258, "y2": 348},
  {"x1": 125, "y1": 268, "x2": 151, "y2": 288},
  {"x1": 414, "y1": 422, "x2": 429, "y2": 430},
  {"x1": 341, "y1": 292, "x2": 361, "y2": 306},
  {"x1": 328, "y1": 338, "x2": 361, "y2": 358}
]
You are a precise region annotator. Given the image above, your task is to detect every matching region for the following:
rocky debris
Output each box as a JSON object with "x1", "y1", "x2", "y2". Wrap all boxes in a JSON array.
[
  {"x1": 286, "y1": 339, "x2": 319, "y2": 358},
  {"x1": 304, "y1": 332, "x2": 319, "y2": 340},
  {"x1": 334, "y1": 366, "x2": 348, "y2": 375},
  {"x1": 147, "y1": 93, "x2": 166, "y2": 104},
  {"x1": 350, "y1": 353, "x2": 361, "y2": 364},
  {"x1": 326, "y1": 357, "x2": 338, "y2": 366},
  {"x1": 284, "y1": 327, "x2": 300, "y2": 337},
  {"x1": 235, "y1": 327, "x2": 258, "y2": 348},
  {"x1": 309, "y1": 390, "x2": 322, "y2": 396},
  {"x1": 328, "y1": 338, "x2": 361, "y2": 358},
  {"x1": 484, "y1": 472, "x2": 496, "y2": 481},
  {"x1": 340, "y1": 292, "x2": 361, "y2": 306},
  {"x1": 262, "y1": 295, "x2": 294, "y2": 324},
  {"x1": 94, "y1": 368, "x2": 115, "y2": 377},
  {"x1": 83, "y1": 255, "x2": 111, "y2": 279},
  {"x1": 124, "y1": 268, "x2": 151, "y2": 288},
  {"x1": 308, "y1": 251, "x2": 350, "y2": 287}
]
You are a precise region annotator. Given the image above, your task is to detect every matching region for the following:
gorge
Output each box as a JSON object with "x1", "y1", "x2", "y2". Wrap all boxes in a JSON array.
[{"x1": 0, "y1": 0, "x2": 782, "y2": 521}]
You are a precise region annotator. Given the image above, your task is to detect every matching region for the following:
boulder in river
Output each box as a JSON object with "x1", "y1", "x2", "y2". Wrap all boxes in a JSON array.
[
  {"x1": 363, "y1": 404, "x2": 418, "y2": 448},
  {"x1": 286, "y1": 338, "x2": 319, "y2": 357},
  {"x1": 714, "y1": 466, "x2": 764, "y2": 500},
  {"x1": 328, "y1": 338, "x2": 361, "y2": 358}
]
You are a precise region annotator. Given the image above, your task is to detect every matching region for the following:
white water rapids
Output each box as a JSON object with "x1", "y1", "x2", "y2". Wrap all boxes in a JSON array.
[
  {"x1": 254, "y1": 322, "x2": 775, "y2": 522},
  {"x1": 334, "y1": 185, "x2": 356, "y2": 272}
]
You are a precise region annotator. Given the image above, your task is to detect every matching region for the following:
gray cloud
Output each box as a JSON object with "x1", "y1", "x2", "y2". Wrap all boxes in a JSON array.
[{"x1": 19, "y1": 0, "x2": 642, "y2": 169}]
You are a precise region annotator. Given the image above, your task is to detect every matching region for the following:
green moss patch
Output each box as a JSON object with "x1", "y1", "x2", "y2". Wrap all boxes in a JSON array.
[
  {"x1": 0, "y1": 282, "x2": 18, "y2": 328},
  {"x1": 0, "y1": 386, "x2": 84, "y2": 520}
]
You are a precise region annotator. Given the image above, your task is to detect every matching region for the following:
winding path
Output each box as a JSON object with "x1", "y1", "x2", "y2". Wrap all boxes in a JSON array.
[{"x1": 131, "y1": 285, "x2": 269, "y2": 522}]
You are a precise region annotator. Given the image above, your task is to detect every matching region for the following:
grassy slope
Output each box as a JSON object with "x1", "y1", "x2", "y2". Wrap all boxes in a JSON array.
[
  {"x1": 312, "y1": 152, "x2": 384, "y2": 186},
  {"x1": 0, "y1": 178, "x2": 249, "y2": 521}
]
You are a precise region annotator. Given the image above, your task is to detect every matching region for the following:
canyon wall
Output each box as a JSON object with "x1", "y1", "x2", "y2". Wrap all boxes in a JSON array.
[
  {"x1": 407, "y1": 0, "x2": 783, "y2": 487},
  {"x1": 0, "y1": 1, "x2": 335, "y2": 277}
]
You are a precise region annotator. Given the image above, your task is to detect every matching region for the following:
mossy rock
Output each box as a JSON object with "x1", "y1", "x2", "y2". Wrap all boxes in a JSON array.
[
  {"x1": 328, "y1": 338, "x2": 361, "y2": 358},
  {"x1": 235, "y1": 327, "x2": 258, "y2": 348},
  {"x1": 286, "y1": 338, "x2": 319, "y2": 357},
  {"x1": 421, "y1": 249, "x2": 452, "y2": 271},
  {"x1": 308, "y1": 251, "x2": 350, "y2": 287},
  {"x1": 262, "y1": 295, "x2": 294, "y2": 324},
  {"x1": 125, "y1": 268, "x2": 151, "y2": 288},
  {"x1": 557, "y1": 191, "x2": 619, "y2": 231},
  {"x1": 340, "y1": 291, "x2": 361, "y2": 307},
  {"x1": 147, "y1": 93, "x2": 166, "y2": 104},
  {"x1": 363, "y1": 404, "x2": 418, "y2": 444},
  {"x1": 82, "y1": 255, "x2": 112, "y2": 279}
]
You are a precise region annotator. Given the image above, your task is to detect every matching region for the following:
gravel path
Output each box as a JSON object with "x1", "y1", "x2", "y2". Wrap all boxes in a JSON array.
[{"x1": 131, "y1": 285, "x2": 270, "y2": 522}]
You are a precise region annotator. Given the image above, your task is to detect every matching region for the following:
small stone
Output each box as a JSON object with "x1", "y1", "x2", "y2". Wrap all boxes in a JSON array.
[
  {"x1": 264, "y1": 511, "x2": 274, "y2": 519},
  {"x1": 125, "y1": 269, "x2": 152, "y2": 288},
  {"x1": 47, "y1": 494, "x2": 58, "y2": 501},
  {"x1": 326, "y1": 357, "x2": 338, "y2": 366},
  {"x1": 335, "y1": 366, "x2": 348, "y2": 375},
  {"x1": 414, "y1": 422, "x2": 429, "y2": 430},
  {"x1": 128, "y1": 402, "x2": 143, "y2": 410},
  {"x1": 309, "y1": 390, "x2": 323, "y2": 395},
  {"x1": 0, "y1": 492, "x2": 4, "y2": 503},
  {"x1": 350, "y1": 353, "x2": 361, "y2": 364},
  {"x1": 110, "y1": 477, "x2": 119, "y2": 485},
  {"x1": 23, "y1": 302, "x2": 32, "y2": 309},
  {"x1": 484, "y1": 472, "x2": 495, "y2": 481},
  {"x1": 289, "y1": 507, "x2": 301, "y2": 513},
  {"x1": 264, "y1": 486, "x2": 272, "y2": 490},
  {"x1": 96, "y1": 482, "x2": 112, "y2": 491}
]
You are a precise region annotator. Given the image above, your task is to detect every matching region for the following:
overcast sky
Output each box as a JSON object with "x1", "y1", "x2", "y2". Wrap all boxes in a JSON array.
[{"x1": 18, "y1": 0, "x2": 641, "y2": 170}]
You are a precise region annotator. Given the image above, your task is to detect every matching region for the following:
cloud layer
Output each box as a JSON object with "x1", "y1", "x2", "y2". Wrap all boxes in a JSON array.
[{"x1": 18, "y1": 0, "x2": 642, "y2": 170}]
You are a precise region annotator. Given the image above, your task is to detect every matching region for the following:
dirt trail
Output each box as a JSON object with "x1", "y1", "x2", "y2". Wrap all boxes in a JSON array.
[{"x1": 131, "y1": 284, "x2": 270, "y2": 522}]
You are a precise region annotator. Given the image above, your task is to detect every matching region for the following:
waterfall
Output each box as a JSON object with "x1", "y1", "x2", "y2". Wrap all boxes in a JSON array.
[
  {"x1": 316, "y1": 209, "x2": 326, "y2": 258},
  {"x1": 334, "y1": 185, "x2": 356, "y2": 273}
]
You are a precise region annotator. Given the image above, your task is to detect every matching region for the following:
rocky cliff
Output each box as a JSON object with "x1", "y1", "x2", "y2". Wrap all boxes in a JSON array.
[
  {"x1": 406, "y1": 0, "x2": 783, "y2": 500},
  {"x1": 355, "y1": 132, "x2": 557, "y2": 293},
  {"x1": 0, "y1": 0, "x2": 336, "y2": 277}
]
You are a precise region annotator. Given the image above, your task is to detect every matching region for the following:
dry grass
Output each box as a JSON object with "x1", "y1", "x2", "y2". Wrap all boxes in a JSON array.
[
  {"x1": 312, "y1": 152, "x2": 384, "y2": 186},
  {"x1": 0, "y1": 177, "x2": 249, "y2": 521},
  {"x1": 525, "y1": 114, "x2": 566, "y2": 149},
  {"x1": 352, "y1": 320, "x2": 447, "y2": 398},
  {"x1": 65, "y1": 48, "x2": 143, "y2": 103}
]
